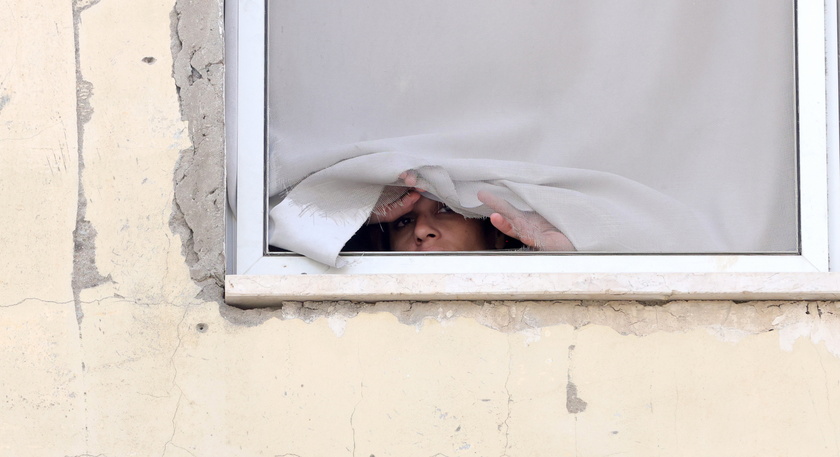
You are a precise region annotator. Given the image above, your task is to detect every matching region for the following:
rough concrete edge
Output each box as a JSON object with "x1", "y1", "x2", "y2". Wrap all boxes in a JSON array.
[
  {"x1": 168, "y1": 0, "x2": 226, "y2": 304},
  {"x1": 218, "y1": 299, "x2": 840, "y2": 339}
]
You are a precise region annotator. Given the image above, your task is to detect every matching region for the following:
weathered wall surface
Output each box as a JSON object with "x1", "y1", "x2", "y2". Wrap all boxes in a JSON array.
[{"x1": 2, "y1": 0, "x2": 840, "y2": 456}]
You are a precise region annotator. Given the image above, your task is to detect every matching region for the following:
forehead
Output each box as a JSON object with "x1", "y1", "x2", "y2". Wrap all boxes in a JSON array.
[{"x1": 413, "y1": 196, "x2": 443, "y2": 211}]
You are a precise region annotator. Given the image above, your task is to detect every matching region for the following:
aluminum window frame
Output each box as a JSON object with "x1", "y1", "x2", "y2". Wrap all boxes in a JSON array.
[{"x1": 225, "y1": 0, "x2": 840, "y2": 300}]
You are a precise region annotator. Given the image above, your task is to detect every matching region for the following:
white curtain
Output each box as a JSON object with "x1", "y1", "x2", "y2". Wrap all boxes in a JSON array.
[{"x1": 266, "y1": 0, "x2": 798, "y2": 267}]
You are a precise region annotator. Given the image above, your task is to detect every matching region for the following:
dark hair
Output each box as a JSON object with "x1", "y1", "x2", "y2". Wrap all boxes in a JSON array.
[
  {"x1": 342, "y1": 218, "x2": 523, "y2": 252},
  {"x1": 342, "y1": 223, "x2": 391, "y2": 251}
]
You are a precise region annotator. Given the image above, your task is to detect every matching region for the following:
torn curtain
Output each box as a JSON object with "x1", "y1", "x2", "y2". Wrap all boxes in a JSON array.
[{"x1": 264, "y1": 0, "x2": 797, "y2": 267}]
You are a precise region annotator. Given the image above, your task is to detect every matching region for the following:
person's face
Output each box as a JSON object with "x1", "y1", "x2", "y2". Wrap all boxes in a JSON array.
[{"x1": 389, "y1": 196, "x2": 491, "y2": 251}]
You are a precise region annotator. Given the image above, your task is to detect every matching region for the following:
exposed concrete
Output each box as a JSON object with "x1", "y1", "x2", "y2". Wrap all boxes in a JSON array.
[
  {"x1": 70, "y1": 4, "x2": 106, "y2": 451},
  {"x1": 72, "y1": 0, "x2": 109, "y2": 325},
  {"x1": 169, "y1": 0, "x2": 225, "y2": 303},
  {"x1": 220, "y1": 298, "x2": 840, "y2": 362},
  {"x1": 222, "y1": 299, "x2": 810, "y2": 333}
]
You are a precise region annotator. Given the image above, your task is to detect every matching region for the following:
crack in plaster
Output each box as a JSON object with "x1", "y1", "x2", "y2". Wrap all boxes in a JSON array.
[
  {"x1": 498, "y1": 336, "x2": 513, "y2": 457},
  {"x1": 0, "y1": 298, "x2": 75, "y2": 308},
  {"x1": 160, "y1": 308, "x2": 189, "y2": 456},
  {"x1": 349, "y1": 382, "x2": 364, "y2": 457},
  {"x1": 168, "y1": 0, "x2": 225, "y2": 304},
  {"x1": 349, "y1": 339, "x2": 367, "y2": 457},
  {"x1": 673, "y1": 384, "x2": 680, "y2": 449},
  {"x1": 161, "y1": 393, "x2": 185, "y2": 457},
  {"x1": 168, "y1": 442, "x2": 197, "y2": 457},
  {"x1": 1, "y1": 297, "x2": 119, "y2": 310},
  {"x1": 813, "y1": 342, "x2": 840, "y2": 454},
  {"x1": 0, "y1": 6, "x2": 20, "y2": 94},
  {"x1": 71, "y1": 1, "x2": 105, "y2": 452}
]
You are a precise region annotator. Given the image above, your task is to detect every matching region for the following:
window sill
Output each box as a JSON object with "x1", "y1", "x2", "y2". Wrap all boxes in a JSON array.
[{"x1": 225, "y1": 272, "x2": 840, "y2": 306}]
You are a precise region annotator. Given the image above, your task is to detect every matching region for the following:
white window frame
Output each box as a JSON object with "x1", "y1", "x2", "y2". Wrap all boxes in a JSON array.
[{"x1": 225, "y1": 0, "x2": 840, "y2": 303}]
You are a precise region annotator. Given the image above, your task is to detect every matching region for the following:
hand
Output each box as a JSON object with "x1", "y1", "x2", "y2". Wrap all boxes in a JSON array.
[
  {"x1": 397, "y1": 170, "x2": 426, "y2": 192},
  {"x1": 368, "y1": 188, "x2": 421, "y2": 224},
  {"x1": 477, "y1": 190, "x2": 575, "y2": 251},
  {"x1": 367, "y1": 171, "x2": 426, "y2": 224}
]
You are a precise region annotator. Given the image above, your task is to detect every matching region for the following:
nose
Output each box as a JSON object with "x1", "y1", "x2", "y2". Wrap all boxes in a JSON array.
[{"x1": 413, "y1": 214, "x2": 440, "y2": 245}]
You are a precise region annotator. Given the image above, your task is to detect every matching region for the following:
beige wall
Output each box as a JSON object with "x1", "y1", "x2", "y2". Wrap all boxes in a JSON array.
[{"x1": 2, "y1": 0, "x2": 840, "y2": 456}]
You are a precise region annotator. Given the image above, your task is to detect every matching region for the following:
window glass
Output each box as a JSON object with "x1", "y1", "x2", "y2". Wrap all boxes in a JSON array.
[{"x1": 264, "y1": 0, "x2": 798, "y2": 268}]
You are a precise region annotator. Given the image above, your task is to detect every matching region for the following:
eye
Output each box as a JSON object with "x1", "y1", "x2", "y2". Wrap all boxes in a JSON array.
[
  {"x1": 437, "y1": 204, "x2": 454, "y2": 214},
  {"x1": 393, "y1": 215, "x2": 414, "y2": 229}
]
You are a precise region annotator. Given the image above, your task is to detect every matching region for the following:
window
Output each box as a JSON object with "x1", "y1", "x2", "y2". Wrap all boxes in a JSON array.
[{"x1": 225, "y1": 0, "x2": 840, "y2": 301}]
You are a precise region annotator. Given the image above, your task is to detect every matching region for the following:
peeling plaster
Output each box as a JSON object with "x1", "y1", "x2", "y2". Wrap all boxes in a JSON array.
[
  {"x1": 221, "y1": 299, "x2": 771, "y2": 334},
  {"x1": 220, "y1": 300, "x2": 840, "y2": 359},
  {"x1": 774, "y1": 303, "x2": 840, "y2": 357},
  {"x1": 71, "y1": 1, "x2": 106, "y2": 452},
  {"x1": 168, "y1": 0, "x2": 225, "y2": 304},
  {"x1": 72, "y1": 0, "x2": 109, "y2": 325}
]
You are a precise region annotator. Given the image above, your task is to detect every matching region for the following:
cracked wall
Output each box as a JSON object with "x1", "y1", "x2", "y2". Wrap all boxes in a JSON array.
[{"x1": 2, "y1": 0, "x2": 840, "y2": 456}]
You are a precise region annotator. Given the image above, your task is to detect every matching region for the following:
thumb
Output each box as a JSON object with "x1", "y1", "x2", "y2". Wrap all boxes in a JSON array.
[{"x1": 477, "y1": 190, "x2": 522, "y2": 221}]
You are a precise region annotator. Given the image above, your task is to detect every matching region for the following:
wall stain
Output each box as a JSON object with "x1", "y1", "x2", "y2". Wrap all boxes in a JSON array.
[
  {"x1": 565, "y1": 381, "x2": 587, "y2": 414},
  {"x1": 566, "y1": 344, "x2": 588, "y2": 414},
  {"x1": 71, "y1": 0, "x2": 106, "y2": 453},
  {"x1": 71, "y1": 0, "x2": 109, "y2": 325}
]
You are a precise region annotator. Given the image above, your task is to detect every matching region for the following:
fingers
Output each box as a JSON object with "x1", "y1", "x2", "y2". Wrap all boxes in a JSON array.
[
  {"x1": 489, "y1": 211, "x2": 540, "y2": 247},
  {"x1": 479, "y1": 191, "x2": 538, "y2": 246},
  {"x1": 399, "y1": 189, "x2": 421, "y2": 209},
  {"x1": 477, "y1": 190, "x2": 525, "y2": 224},
  {"x1": 368, "y1": 189, "x2": 421, "y2": 224},
  {"x1": 543, "y1": 231, "x2": 576, "y2": 251},
  {"x1": 368, "y1": 169, "x2": 428, "y2": 225},
  {"x1": 398, "y1": 171, "x2": 416, "y2": 187},
  {"x1": 398, "y1": 170, "x2": 426, "y2": 193},
  {"x1": 489, "y1": 212, "x2": 519, "y2": 240},
  {"x1": 482, "y1": 191, "x2": 576, "y2": 251}
]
